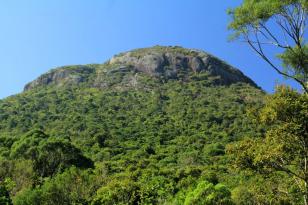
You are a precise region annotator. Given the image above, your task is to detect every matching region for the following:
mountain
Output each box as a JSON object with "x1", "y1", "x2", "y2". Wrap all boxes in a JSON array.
[{"x1": 0, "y1": 46, "x2": 264, "y2": 204}]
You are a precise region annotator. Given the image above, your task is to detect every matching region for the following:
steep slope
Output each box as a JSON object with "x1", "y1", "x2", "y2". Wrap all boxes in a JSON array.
[{"x1": 0, "y1": 46, "x2": 264, "y2": 204}]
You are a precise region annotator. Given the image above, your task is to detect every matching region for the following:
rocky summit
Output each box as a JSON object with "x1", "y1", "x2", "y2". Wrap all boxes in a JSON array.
[{"x1": 24, "y1": 46, "x2": 257, "y2": 91}]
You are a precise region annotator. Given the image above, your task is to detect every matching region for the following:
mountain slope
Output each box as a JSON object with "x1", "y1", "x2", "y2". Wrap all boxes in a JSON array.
[{"x1": 0, "y1": 46, "x2": 264, "y2": 204}]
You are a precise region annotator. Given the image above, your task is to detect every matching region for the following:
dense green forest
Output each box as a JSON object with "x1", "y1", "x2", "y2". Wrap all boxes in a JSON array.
[
  {"x1": 0, "y1": 46, "x2": 277, "y2": 204},
  {"x1": 1, "y1": 45, "x2": 306, "y2": 204},
  {"x1": 1, "y1": 0, "x2": 307, "y2": 204}
]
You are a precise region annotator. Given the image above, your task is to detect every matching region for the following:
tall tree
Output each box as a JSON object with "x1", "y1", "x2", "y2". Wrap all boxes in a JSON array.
[
  {"x1": 228, "y1": 0, "x2": 308, "y2": 92},
  {"x1": 227, "y1": 86, "x2": 308, "y2": 204},
  {"x1": 10, "y1": 130, "x2": 93, "y2": 177},
  {"x1": 228, "y1": 1, "x2": 308, "y2": 204}
]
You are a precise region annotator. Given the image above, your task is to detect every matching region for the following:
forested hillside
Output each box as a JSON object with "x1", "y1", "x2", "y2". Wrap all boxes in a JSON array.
[{"x1": 0, "y1": 46, "x2": 281, "y2": 204}]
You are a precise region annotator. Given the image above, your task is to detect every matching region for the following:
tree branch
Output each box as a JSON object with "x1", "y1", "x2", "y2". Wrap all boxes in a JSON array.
[{"x1": 244, "y1": 35, "x2": 308, "y2": 93}]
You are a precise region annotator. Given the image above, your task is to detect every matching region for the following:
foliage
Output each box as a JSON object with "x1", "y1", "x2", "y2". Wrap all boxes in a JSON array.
[
  {"x1": 228, "y1": 0, "x2": 308, "y2": 92},
  {"x1": 0, "y1": 180, "x2": 13, "y2": 205},
  {"x1": 227, "y1": 86, "x2": 308, "y2": 204},
  {"x1": 228, "y1": 1, "x2": 308, "y2": 203},
  {"x1": 10, "y1": 130, "x2": 93, "y2": 177},
  {"x1": 0, "y1": 64, "x2": 266, "y2": 204},
  {"x1": 14, "y1": 167, "x2": 99, "y2": 205},
  {"x1": 92, "y1": 178, "x2": 139, "y2": 205},
  {"x1": 184, "y1": 181, "x2": 233, "y2": 205}
]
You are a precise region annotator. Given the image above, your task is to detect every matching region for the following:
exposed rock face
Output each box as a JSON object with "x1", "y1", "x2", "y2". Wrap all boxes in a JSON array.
[
  {"x1": 24, "y1": 66, "x2": 95, "y2": 91},
  {"x1": 109, "y1": 46, "x2": 256, "y2": 86},
  {"x1": 109, "y1": 51, "x2": 201, "y2": 76},
  {"x1": 24, "y1": 46, "x2": 258, "y2": 91}
]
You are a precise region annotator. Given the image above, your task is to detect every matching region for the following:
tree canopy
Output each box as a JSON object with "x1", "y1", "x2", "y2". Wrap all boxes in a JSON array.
[
  {"x1": 0, "y1": 76, "x2": 264, "y2": 204},
  {"x1": 227, "y1": 86, "x2": 308, "y2": 204}
]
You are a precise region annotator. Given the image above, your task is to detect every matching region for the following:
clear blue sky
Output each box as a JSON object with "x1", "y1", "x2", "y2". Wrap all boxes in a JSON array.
[{"x1": 0, "y1": 0, "x2": 298, "y2": 99}]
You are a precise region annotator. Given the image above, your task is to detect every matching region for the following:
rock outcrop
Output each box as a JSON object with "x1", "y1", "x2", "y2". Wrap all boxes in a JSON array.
[
  {"x1": 109, "y1": 46, "x2": 256, "y2": 85},
  {"x1": 24, "y1": 46, "x2": 257, "y2": 91},
  {"x1": 24, "y1": 66, "x2": 95, "y2": 91}
]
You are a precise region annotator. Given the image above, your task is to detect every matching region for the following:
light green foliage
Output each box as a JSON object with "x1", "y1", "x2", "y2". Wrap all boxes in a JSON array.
[
  {"x1": 92, "y1": 178, "x2": 139, "y2": 205},
  {"x1": 228, "y1": 1, "x2": 308, "y2": 203},
  {"x1": 184, "y1": 181, "x2": 233, "y2": 205},
  {"x1": 231, "y1": 186, "x2": 254, "y2": 205},
  {"x1": 228, "y1": 0, "x2": 307, "y2": 30},
  {"x1": 14, "y1": 167, "x2": 99, "y2": 205},
  {"x1": 227, "y1": 86, "x2": 308, "y2": 204},
  {"x1": 0, "y1": 160, "x2": 34, "y2": 196},
  {"x1": 278, "y1": 44, "x2": 308, "y2": 81},
  {"x1": 13, "y1": 189, "x2": 42, "y2": 205}
]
